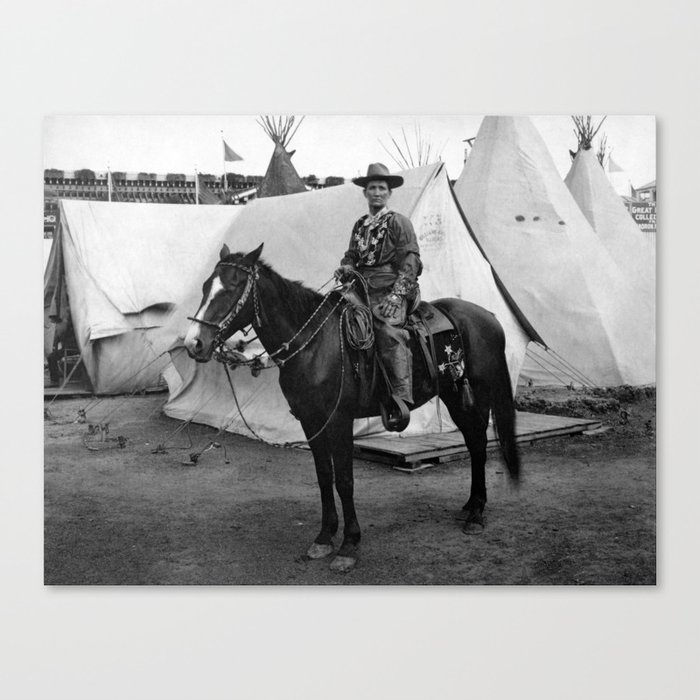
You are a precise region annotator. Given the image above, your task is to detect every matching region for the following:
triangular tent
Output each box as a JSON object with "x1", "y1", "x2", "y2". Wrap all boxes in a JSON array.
[
  {"x1": 565, "y1": 146, "x2": 656, "y2": 274},
  {"x1": 44, "y1": 200, "x2": 246, "y2": 393},
  {"x1": 257, "y1": 116, "x2": 308, "y2": 198},
  {"x1": 163, "y1": 162, "x2": 542, "y2": 444},
  {"x1": 258, "y1": 142, "x2": 307, "y2": 198},
  {"x1": 454, "y1": 116, "x2": 655, "y2": 387},
  {"x1": 605, "y1": 155, "x2": 633, "y2": 196}
]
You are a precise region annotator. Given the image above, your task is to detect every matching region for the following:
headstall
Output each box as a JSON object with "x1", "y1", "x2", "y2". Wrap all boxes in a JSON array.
[{"x1": 187, "y1": 261, "x2": 262, "y2": 342}]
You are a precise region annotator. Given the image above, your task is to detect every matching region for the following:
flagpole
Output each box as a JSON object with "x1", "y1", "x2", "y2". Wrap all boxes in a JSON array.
[{"x1": 221, "y1": 130, "x2": 226, "y2": 193}]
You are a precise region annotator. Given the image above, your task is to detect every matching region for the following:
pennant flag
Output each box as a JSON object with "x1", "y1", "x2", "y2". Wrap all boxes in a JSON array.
[
  {"x1": 223, "y1": 140, "x2": 243, "y2": 162},
  {"x1": 608, "y1": 156, "x2": 624, "y2": 173}
]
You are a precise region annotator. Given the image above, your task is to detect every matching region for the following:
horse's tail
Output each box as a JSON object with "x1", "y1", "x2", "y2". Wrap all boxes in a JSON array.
[{"x1": 492, "y1": 354, "x2": 521, "y2": 481}]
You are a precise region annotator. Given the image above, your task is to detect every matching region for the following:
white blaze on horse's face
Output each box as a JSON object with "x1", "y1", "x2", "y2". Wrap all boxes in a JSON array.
[{"x1": 184, "y1": 274, "x2": 225, "y2": 355}]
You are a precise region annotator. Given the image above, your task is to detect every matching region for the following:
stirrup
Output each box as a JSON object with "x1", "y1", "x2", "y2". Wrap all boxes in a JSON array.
[{"x1": 380, "y1": 395, "x2": 411, "y2": 433}]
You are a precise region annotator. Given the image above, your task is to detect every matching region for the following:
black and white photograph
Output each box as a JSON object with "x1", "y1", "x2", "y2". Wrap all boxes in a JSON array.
[
  {"x1": 42, "y1": 114, "x2": 656, "y2": 585},
  {"x1": 4, "y1": 0, "x2": 699, "y2": 697}
]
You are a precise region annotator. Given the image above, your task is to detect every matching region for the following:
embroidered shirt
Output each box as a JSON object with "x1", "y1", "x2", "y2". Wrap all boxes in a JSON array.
[{"x1": 340, "y1": 209, "x2": 422, "y2": 283}]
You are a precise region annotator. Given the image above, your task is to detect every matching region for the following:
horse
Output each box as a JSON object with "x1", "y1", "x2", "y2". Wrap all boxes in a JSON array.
[{"x1": 184, "y1": 243, "x2": 520, "y2": 572}]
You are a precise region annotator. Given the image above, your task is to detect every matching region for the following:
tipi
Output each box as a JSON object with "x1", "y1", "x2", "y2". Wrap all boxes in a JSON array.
[
  {"x1": 257, "y1": 115, "x2": 308, "y2": 198},
  {"x1": 565, "y1": 128, "x2": 656, "y2": 278},
  {"x1": 453, "y1": 116, "x2": 655, "y2": 387},
  {"x1": 163, "y1": 162, "x2": 543, "y2": 444}
]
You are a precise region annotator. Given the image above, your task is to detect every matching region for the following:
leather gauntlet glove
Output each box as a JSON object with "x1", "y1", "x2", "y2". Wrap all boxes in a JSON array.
[{"x1": 377, "y1": 292, "x2": 404, "y2": 319}]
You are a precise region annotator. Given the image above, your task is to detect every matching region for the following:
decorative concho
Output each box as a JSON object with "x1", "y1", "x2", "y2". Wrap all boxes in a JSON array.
[{"x1": 436, "y1": 332, "x2": 465, "y2": 382}]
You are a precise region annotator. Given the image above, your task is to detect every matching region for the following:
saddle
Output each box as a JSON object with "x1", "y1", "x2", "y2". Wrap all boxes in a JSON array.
[{"x1": 343, "y1": 289, "x2": 472, "y2": 432}]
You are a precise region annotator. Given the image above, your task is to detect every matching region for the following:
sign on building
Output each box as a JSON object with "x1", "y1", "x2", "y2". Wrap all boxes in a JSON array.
[{"x1": 628, "y1": 201, "x2": 656, "y2": 235}]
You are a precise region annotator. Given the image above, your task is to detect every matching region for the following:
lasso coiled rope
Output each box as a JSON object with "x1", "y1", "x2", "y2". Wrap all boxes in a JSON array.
[{"x1": 341, "y1": 270, "x2": 374, "y2": 351}]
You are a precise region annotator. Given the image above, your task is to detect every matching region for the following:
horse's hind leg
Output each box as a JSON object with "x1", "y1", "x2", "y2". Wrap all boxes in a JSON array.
[
  {"x1": 442, "y1": 387, "x2": 490, "y2": 533},
  {"x1": 305, "y1": 431, "x2": 339, "y2": 560}
]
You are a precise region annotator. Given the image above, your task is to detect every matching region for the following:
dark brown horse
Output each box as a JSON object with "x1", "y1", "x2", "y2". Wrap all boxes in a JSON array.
[{"x1": 184, "y1": 243, "x2": 520, "y2": 572}]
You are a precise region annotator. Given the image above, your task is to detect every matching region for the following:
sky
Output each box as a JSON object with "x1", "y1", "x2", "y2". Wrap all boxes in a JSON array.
[{"x1": 43, "y1": 115, "x2": 656, "y2": 188}]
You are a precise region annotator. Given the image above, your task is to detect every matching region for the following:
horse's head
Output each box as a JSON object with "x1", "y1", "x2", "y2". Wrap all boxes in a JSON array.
[{"x1": 184, "y1": 243, "x2": 264, "y2": 362}]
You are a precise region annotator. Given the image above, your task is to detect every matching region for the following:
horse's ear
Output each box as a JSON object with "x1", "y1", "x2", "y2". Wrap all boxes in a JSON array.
[
  {"x1": 219, "y1": 243, "x2": 231, "y2": 261},
  {"x1": 243, "y1": 242, "x2": 264, "y2": 265}
]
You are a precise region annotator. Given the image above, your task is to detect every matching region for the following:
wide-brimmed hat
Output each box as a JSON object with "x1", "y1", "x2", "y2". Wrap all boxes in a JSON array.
[{"x1": 352, "y1": 162, "x2": 404, "y2": 189}]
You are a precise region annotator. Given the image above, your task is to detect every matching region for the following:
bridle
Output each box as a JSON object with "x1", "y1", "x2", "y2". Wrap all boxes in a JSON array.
[
  {"x1": 186, "y1": 259, "x2": 357, "y2": 445},
  {"x1": 187, "y1": 261, "x2": 262, "y2": 344}
]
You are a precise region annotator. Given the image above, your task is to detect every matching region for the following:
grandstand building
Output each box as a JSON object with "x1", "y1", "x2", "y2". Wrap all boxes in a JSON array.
[{"x1": 43, "y1": 169, "x2": 345, "y2": 237}]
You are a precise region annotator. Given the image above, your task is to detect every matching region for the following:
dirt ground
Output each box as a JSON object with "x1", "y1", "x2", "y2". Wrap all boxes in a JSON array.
[{"x1": 44, "y1": 385, "x2": 655, "y2": 585}]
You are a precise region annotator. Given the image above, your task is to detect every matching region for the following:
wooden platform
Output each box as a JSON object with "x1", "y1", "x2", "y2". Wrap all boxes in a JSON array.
[
  {"x1": 44, "y1": 383, "x2": 94, "y2": 400},
  {"x1": 353, "y1": 411, "x2": 601, "y2": 470},
  {"x1": 43, "y1": 384, "x2": 167, "y2": 400}
]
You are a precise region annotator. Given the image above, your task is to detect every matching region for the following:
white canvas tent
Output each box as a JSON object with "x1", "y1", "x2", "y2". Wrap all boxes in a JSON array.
[
  {"x1": 44, "y1": 200, "x2": 246, "y2": 393},
  {"x1": 565, "y1": 146, "x2": 657, "y2": 274},
  {"x1": 605, "y1": 155, "x2": 633, "y2": 197},
  {"x1": 43, "y1": 238, "x2": 54, "y2": 270},
  {"x1": 163, "y1": 162, "x2": 542, "y2": 444},
  {"x1": 453, "y1": 116, "x2": 655, "y2": 387}
]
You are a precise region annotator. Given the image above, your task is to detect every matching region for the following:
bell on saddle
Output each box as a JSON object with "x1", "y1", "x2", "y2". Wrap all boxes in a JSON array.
[{"x1": 380, "y1": 395, "x2": 411, "y2": 433}]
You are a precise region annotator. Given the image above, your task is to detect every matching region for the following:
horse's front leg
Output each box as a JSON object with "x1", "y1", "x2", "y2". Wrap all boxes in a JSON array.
[
  {"x1": 304, "y1": 429, "x2": 338, "y2": 560},
  {"x1": 328, "y1": 416, "x2": 361, "y2": 573}
]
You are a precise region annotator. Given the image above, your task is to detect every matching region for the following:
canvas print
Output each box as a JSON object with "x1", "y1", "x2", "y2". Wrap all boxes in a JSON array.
[{"x1": 43, "y1": 115, "x2": 656, "y2": 584}]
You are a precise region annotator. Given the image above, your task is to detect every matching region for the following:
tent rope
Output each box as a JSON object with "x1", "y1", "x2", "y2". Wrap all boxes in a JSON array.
[
  {"x1": 524, "y1": 349, "x2": 575, "y2": 387},
  {"x1": 44, "y1": 352, "x2": 87, "y2": 420},
  {"x1": 543, "y1": 349, "x2": 597, "y2": 387},
  {"x1": 71, "y1": 349, "x2": 171, "y2": 427},
  {"x1": 524, "y1": 346, "x2": 596, "y2": 388}
]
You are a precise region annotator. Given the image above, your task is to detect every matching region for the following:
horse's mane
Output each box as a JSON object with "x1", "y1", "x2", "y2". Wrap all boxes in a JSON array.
[{"x1": 226, "y1": 253, "x2": 329, "y2": 322}]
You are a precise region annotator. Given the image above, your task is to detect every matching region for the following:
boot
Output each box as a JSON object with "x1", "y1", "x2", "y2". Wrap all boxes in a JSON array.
[{"x1": 379, "y1": 343, "x2": 413, "y2": 432}]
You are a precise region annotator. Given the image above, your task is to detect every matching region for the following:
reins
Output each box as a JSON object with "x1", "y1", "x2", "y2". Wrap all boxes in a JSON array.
[{"x1": 198, "y1": 261, "x2": 352, "y2": 445}]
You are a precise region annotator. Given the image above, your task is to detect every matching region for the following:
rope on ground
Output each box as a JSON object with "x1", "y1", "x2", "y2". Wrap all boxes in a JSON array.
[
  {"x1": 81, "y1": 423, "x2": 128, "y2": 451},
  {"x1": 150, "y1": 384, "x2": 226, "y2": 454}
]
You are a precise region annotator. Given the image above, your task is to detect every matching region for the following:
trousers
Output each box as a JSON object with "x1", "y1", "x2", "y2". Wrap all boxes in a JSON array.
[{"x1": 358, "y1": 266, "x2": 414, "y2": 404}]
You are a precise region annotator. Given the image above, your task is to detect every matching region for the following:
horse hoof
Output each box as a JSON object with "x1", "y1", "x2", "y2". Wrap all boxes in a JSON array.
[
  {"x1": 307, "y1": 542, "x2": 334, "y2": 559},
  {"x1": 329, "y1": 555, "x2": 356, "y2": 573},
  {"x1": 462, "y1": 520, "x2": 484, "y2": 536}
]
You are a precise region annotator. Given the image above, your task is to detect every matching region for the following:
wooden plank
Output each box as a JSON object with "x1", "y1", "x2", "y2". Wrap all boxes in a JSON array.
[
  {"x1": 353, "y1": 411, "x2": 602, "y2": 467},
  {"x1": 44, "y1": 386, "x2": 94, "y2": 400}
]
